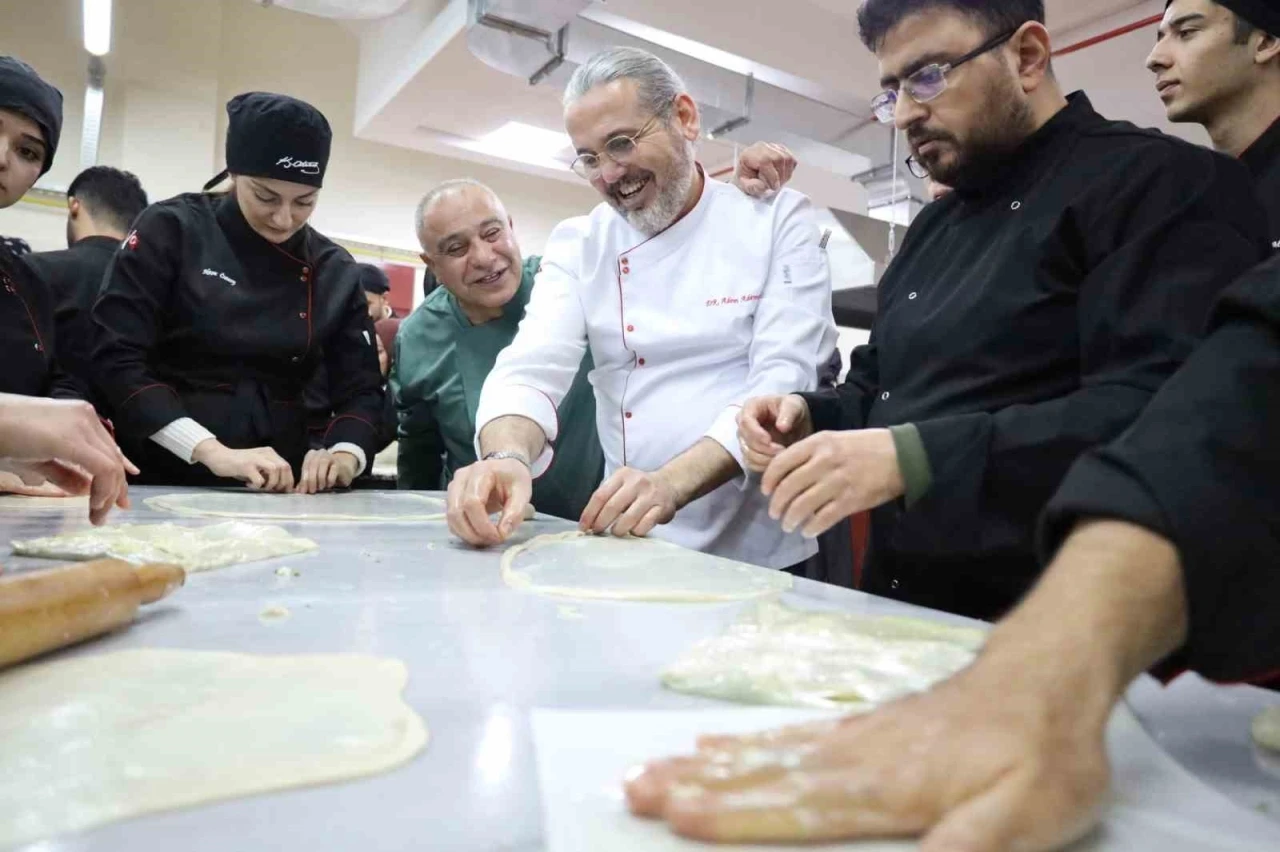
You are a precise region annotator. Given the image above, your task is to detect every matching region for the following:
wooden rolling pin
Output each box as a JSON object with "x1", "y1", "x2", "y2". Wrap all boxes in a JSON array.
[{"x1": 0, "y1": 559, "x2": 185, "y2": 669}]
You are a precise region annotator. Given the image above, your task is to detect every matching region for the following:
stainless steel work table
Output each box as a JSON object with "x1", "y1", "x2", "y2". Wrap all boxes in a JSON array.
[{"x1": 2, "y1": 486, "x2": 1276, "y2": 851}]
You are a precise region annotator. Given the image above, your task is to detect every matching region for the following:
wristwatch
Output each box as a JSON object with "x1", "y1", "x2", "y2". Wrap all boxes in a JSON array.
[{"x1": 483, "y1": 451, "x2": 531, "y2": 470}]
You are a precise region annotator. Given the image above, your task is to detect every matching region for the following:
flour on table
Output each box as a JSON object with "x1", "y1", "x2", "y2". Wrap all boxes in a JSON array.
[
  {"x1": 145, "y1": 490, "x2": 446, "y2": 522},
  {"x1": 500, "y1": 532, "x2": 793, "y2": 603},
  {"x1": 0, "y1": 649, "x2": 427, "y2": 848},
  {"x1": 12, "y1": 521, "x2": 317, "y2": 572},
  {"x1": 662, "y1": 601, "x2": 985, "y2": 709},
  {"x1": 1253, "y1": 707, "x2": 1280, "y2": 752}
]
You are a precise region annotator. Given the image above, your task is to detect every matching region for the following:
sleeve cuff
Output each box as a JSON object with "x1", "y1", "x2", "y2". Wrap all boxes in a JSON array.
[
  {"x1": 474, "y1": 384, "x2": 558, "y2": 478},
  {"x1": 150, "y1": 417, "x2": 216, "y2": 464},
  {"x1": 704, "y1": 404, "x2": 747, "y2": 486},
  {"x1": 890, "y1": 423, "x2": 933, "y2": 508},
  {"x1": 330, "y1": 442, "x2": 368, "y2": 477}
]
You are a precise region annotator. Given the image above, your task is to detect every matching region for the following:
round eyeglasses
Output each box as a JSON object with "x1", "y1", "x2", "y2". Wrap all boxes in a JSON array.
[
  {"x1": 870, "y1": 29, "x2": 1018, "y2": 125},
  {"x1": 570, "y1": 115, "x2": 662, "y2": 180}
]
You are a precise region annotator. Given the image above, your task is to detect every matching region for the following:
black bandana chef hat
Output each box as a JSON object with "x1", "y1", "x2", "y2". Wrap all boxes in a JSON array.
[
  {"x1": 357, "y1": 263, "x2": 391, "y2": 295},
  {"x1": 204, "y1": 92, "x2": 332, "y2": 191},
  {"x1": 0, "y1": 56, "x2": 63, "y2": 176},
  {"x1": 1167, "y1": 0, "x2": 1280, "y2": 36}
]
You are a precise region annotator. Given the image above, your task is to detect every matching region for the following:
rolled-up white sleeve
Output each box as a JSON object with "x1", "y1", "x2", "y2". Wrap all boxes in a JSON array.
[
  {"x1": 474, "y1": 221, "x2": 591, "y2": 477},
  {"x1": 704, "y1": 191, "x2": 837, "y2": 473}
]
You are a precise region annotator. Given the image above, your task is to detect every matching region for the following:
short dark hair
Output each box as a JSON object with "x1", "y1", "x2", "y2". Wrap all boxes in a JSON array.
[
  {"x1": 1232, "y1": 13, "x2": 1256, "y2": 45},
  {"x1": 857, "y1": 0, "x2": 1046, "y2": 51},
  {"x1": 67, "y1": 166, "x2": 148, "y2": 233}
]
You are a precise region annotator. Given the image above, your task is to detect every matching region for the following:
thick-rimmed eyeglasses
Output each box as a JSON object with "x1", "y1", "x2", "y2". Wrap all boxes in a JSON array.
[
  {"x1": 570, "y1": 116, "x2": 662, "y2": 180},
  {"x1": 905, "y1": 156, "x2": 929, "y2": 179},
  {"x1": 870, "y1": 29, "x2": 1018, "y2": 125}
]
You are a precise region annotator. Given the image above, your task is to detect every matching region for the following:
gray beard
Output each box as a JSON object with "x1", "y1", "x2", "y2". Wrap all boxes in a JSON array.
[{"x1": 618, "y1": 140, "x2": 696, "y2": 236}]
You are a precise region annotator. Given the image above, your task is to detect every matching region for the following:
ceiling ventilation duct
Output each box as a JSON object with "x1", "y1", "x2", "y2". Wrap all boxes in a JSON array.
[
  {"x1": 467, "y1": 0, "x2": 592, "y2": 85},
  {"x1": 462, "y1": 0, "x2": 873, "y2": 182},
  {"x1": 253, "y1": 0, "x2": 412, "y2": 19}
]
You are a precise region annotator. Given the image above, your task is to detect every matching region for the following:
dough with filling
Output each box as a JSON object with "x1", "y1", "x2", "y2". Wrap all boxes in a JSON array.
[
  {"x1": 145, "y1": 490, "x2": 445, "y2": 522},
  {"x1": 12, "y1": 521, "x2": 317, "y2": 572},
  {"x1": 0, "y1": 649, "x2": 427, "y2": 848},
  {"x1": 662, "y1": 601, "x2": 985, "y2": 709},
  {"x1": 501, "y1": 532, "x2": 793, "y2": 602},
  {"x1": 1253, "y1": 707, "x2": 1280, "y2": 752}
]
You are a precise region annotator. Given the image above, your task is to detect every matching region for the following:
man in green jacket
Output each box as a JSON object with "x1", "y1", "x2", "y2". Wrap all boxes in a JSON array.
[
  {"x1": 395, "y1": 145, "x2": 798, "y2": 520},
  {"x1": 392, "y1": 179, "x2": 603, "y2": 520}
]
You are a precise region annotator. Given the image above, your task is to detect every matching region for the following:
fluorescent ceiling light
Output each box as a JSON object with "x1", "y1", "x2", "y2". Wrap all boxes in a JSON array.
[
  {"x1": 80, "y1": 85, "x2": 104, "y2": 169},
  {"x1": 83, "y1": 0, "x2": 112, "y2": 57},
  {"x1": 469, "y1": 121, "x2": 573, "y2": 164}
]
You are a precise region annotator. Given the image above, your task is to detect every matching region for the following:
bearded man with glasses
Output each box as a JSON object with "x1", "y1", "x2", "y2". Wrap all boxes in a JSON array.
[
  {"x1": 736, "y1": 0, "x2": 1269, "y2": 621},
  {"x1": 445, "y1": 46, "x2": 838, "y2": 573}
]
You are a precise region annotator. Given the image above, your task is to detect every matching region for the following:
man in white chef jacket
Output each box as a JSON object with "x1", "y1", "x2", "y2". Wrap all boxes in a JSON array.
[{"x1": 445, "y1": 46, "x2": 837, "y2": 571}]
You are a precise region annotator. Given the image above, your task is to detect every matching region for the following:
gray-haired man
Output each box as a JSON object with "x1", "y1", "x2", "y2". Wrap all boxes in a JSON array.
[{"x1": 446, "y1": 47, "x2": 838, "y2": 571}]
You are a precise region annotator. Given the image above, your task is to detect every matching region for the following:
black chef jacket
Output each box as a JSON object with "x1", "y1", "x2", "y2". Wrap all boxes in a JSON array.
[
  {"x1": 0, "y1": 237, "x2": 83, "y2": 400},
  {"x1": 801, "y1": 93, "x2": 1270, "y2": 622},
  {"x1": 92, "y1": 193, "x2": 384, "y2": 485},
  {"x1": 25, "y1": 235, "x2": 120, "y2": 406},
  {"x1": 1240, "y1": 115, "x2": 1280, "y2": 252},
  {"x1": 1043, "y1": 254, "x2": 1280, "y2": 684}
]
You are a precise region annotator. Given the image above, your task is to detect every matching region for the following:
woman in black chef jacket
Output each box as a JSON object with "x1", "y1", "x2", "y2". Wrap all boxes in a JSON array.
[
  {"x1": 0, "y1": 56, "x2": 84, "y2": 401},
  {"x1": 92, "y1": 92, "x2": 384, "y2": 493}
]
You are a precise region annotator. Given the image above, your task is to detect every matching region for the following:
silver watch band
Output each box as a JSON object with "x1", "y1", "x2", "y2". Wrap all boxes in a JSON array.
[{"x1": 483, "y1": 451, "x2": 531, "y2": 470}]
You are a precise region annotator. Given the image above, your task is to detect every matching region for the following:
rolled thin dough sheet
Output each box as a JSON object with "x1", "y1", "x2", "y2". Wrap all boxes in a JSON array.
[
  {"x1": 1253, "y1": 707, "x2": 1280, "y2": 751},
  {"x1": 501, "y1": 532, "x2": 793, "y2": 602},
  {"x1": 145, "y1": 490, "x2": 446, "y2": 522},
  {"x1": 532, "y1": 705, "x2": 1280, "y2": 852},
  {"x1": 662, "y1": 601, "x2": 985, "y2": 709},
  {"x1": 0, "y1": 493, "x2": 90, "y2": 510},
  {"x1": 12, "y1": 521, "x2": 317, "y2": 573},
  {"x1": 0, "y1": 649, "x2": 427, "y2": 848}
]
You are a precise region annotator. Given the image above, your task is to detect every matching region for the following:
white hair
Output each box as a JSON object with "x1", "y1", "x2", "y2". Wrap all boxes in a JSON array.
[
  {"x1": 414, "y1": 178, "x2": 500, "y2": 248},
  {"x1": 563, "y1": 47, "x2": 687, "y2": 117}
]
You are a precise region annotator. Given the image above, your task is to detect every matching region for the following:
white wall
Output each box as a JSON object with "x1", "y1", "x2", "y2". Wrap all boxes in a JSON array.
[{"x1": 0, "y1": 0, "x2": 596, "y2": 258}]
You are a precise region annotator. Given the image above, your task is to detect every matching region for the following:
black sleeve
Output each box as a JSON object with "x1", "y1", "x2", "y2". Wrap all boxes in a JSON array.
[
  {"x1": 1042, "y1": 258, "x2": 1280, "y2": 684},
  {"x1": 319, "y1": 279, "x2": 385, "y2": 460},
  {"x1": 800, "y1": 335, "x2": 880, "y2": 432},
  {"x1": 16, "y1": 256, "x2": 88, "y2": 403},
  {"x1": 91, "y1": 206, "x2": 191, "y2": 437},
  {"x1": 898, "y1": 144, "x2": 1269, "y2": 558}
]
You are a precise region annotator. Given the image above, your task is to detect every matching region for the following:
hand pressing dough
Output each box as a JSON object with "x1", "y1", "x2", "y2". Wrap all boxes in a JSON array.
[
  {"x1": 1253, "y1": 707, "x2": 1280, "y2": 752},
  {"x1": 0, "y1": 649, "x2": 427, "y2": 848},
  {"x1": 501, "y1": 532, "x2": 793, "y2": 602},
  {"x1": 12, "y1": 521, "x2": 317, "y2": 572},
  {"x1": 146, "y1": 490, "x2": 446, "y2": 522},
  {"x1": 662, "y1": 601, "x2": 985, "y2": 709}
]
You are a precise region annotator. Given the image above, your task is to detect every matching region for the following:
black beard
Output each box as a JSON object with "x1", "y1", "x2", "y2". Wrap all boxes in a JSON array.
[{"x1": 920, "y1": 79, "x2": 1036, "y2": 193}]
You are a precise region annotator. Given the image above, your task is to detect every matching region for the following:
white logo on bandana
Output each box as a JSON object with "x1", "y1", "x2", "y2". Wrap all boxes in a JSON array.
[{"x1": 276, "y1": 156, "x2": 321, "y2": 175}]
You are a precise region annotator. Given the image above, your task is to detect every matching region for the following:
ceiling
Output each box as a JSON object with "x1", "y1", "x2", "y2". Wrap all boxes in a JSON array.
[{"x1": 328, "y1": 0, "x2": 1201, "y2": 212}]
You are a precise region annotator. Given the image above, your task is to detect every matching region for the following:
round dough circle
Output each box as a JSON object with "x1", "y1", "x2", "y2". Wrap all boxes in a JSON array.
[
  {"x1": 1253, "y1": 707, "x2": 1280, "y2": 752},
  {"x1": 146, "y1": 490, "x2": 446, "y2": 522},
  {"x1": 0, "y1": 649, "x2": 427, "y2": 848},
  {"x1": 500, "y1": 531, "x2": 793, "y2": 602}
]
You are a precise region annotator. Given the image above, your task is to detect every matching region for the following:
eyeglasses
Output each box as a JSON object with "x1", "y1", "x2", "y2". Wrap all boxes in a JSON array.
[
  {"x1": 905, "y1": 156, "x2": 929, "y2": 179},
  {"x1": 570, "y1": 115, "x2": 662, "y2": 180},
  {"x1": 870, "y1": 29, "x2": 1018, "y2": 125}
]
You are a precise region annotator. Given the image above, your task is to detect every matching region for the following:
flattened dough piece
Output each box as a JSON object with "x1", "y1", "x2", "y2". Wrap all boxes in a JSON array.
[
  {"x1": 501, "y1": 532, "x2": 793, "y2": 602},
  {"x1": 1253, "y1": 707, "x2": 1280, "y2": 752},
  {"x1": 146, "y1": 490, "x2": 446, "y2": 522},
  {"x1": 0, "y1": 649, "x2": 427, "y2": 848},
  {"x1": 662, "y1": 601, "x2": 986, "y2": 709},
  {"x1": 12, "y1": 521, "x2": 317, "y2": 572},
  {"x1": 0, "y1": 493, "x2": 91, "y2": 510}
]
